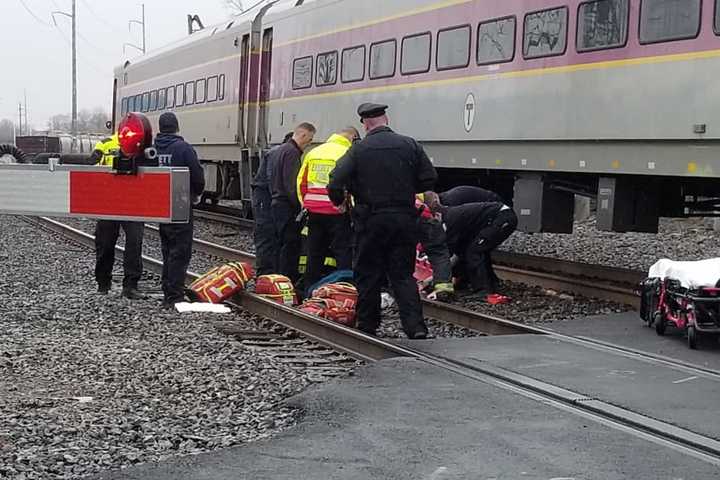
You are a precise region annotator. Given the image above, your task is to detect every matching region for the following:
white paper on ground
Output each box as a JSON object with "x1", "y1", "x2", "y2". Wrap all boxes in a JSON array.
[
  {"x1": 174, "y1": 302, "x2": 231, "y2": 313},
  {"x1": 648, "y1": 258, "x2": 720, "y2": 289}
]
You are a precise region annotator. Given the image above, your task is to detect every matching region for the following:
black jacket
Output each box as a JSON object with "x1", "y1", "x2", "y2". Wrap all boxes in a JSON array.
[
  {"x1": 270, "y1": 139, "x2": 304, "y2": 209},
  {"x1": 154, "y1": 133, "x2": 205, "y2": 197},
  {"x1": 439, "y1": 186, "x2": 503, "y2": 207},
  {"x1": 328, "y1": 126, "x2": 437, "y2": 210},
  {"x1": 443, "y1": 202, "x2": 504, "y2": 254}
]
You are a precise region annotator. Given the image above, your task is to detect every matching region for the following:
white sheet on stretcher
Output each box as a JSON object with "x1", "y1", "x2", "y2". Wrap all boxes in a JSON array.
[{"x1": 648, "y1": 258, "x2": 720, "y2": 289}]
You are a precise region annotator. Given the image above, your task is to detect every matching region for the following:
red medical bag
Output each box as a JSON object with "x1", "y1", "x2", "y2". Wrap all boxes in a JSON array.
[
  {"x1": 255, "y1": 274, "x2": 299, "y2": 306},
  {"x1": 299, "y1": 298, "x2": 356, "y2": 327},
  {"x1": 311, "y1": 282, "x2": 358, "y2": 309},
  {"x1": 189, "y1": 262, "x2": 254, "y2": 303}
]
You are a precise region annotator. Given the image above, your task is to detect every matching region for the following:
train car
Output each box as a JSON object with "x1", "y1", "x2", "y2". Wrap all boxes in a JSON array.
[{"x1": 113, "y1": 0, "x2": 720, "y2": 233}]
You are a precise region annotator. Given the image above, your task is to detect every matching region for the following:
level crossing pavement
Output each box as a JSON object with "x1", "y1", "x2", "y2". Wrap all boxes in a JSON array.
[{"x1": 93, "y1": 318, "x2": 720, "y2": 480}]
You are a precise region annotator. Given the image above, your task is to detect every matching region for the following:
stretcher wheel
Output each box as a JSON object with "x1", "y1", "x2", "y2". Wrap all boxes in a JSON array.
[
  {"x1": 687, "y1": 326, "x2": 698, "y2": 350},
  {"x1": 655, "y1": 314, "x2": 666, "y2": 336}
]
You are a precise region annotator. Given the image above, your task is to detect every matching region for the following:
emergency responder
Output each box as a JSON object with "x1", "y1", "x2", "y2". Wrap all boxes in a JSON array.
[
  {"x1": 328, "y1": 103, "x2": 437, "y2": 339},
  {"x1": 154, "y1": 112, "x2": 205, "y2": 308},
  {"x1": 90, "y1": 133, "x2": 145, "y2": 299},
  {"x1": 271, "y1": 122, "x2": 316, "y2": 285},
  {"x1": 442, "y1": 201, "x2": 518, "y2": 294},
  {"x1": 297, "y1": 126, "x2": 360, "y2": 293},
  {"x1": 252, "y1": 131, "x2": 293, "y2": 276},
  {"x1": 439, "y1": 185, "x2": 503, "y2": 207},
  {"x1": 416, "y1": 192, "x2": 455, "y2": 301}
]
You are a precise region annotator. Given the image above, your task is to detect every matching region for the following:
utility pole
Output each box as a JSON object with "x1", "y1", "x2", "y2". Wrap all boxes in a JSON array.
[
  {"x1": 52, "y1": 0, "x2": 78, "y2": 136},
  {"x1": 23, "y1": 90, "x2": 28, "y2": 134},
  {"x1": 18, "y1": 103, "x2": 23, "y2": 136},
  {"x1": 125, "y1": 4, "x2": 146, "y2": 54}
]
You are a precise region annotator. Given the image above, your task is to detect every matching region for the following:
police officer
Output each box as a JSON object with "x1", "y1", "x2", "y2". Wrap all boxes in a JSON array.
[
  {"x1": 252, "y1": 131, "x2": 292, "y2": 276},
  {"x1": 154, "y1": 112, "x2": 205, "y2": 308},
  {"x1": 90, "y1": 133, "x2": 145, "y2": 299},
  {"x1": 442, "y1": 201, "x2": 518, "y2": 294},
  {"x1": 328, "y1": 103, "x2": 437, "y2": 339},
  {"x1": 439, "y1": 185, "x2": 503, "y2": 207},
  {"x1": 297, "y1": 127, "x2": 359, "y2": 293},
  {"x1": 271, "y1": 123, "x2": 316, "y2": 285}
]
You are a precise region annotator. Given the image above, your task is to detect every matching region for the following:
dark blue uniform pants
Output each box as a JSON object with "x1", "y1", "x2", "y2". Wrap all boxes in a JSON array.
[
  {"x1": 353, "y1": 212, "x2": 426, "y2": 337},
  {"x1": 252, "y1": 186, "x2": 279, "y2": 276},
  {"x1": 95, "y1": 220, "x2": 144, "y2": 290},
  {"x1": 160, "y1": 215, "x2": 194, "y2": 303},
  {"x1": 462, "y1": 209, "x2": 517, "y2": 292},
  {"x1": 305, "y1": 212, "x2": 353, "y2": 293},
  {"x1": 272, "y1": 201, "x2": 302, "y2": 284}
]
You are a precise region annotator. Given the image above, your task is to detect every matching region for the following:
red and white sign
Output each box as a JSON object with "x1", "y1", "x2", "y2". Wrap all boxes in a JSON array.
[{"x1": 0, "y1": 164, "x2": 190, "y2": 223}]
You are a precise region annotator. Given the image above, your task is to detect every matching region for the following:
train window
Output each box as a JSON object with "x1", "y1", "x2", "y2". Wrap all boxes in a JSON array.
[
  {"x1": 219, "y1": 74, "x2": 226, "y2": 100},
  {"x1": 293, "y1": 56, "x2": 313, "y2": 89},
  {"x1": 716, "y1": 0, "x2": 720, "y2": 34},
  {"x1": 341, "y1": 45, "x2": 365, "y2": 83},
  {"x1": 577, "y1": 0, "x2": 629, "y2": 52},
  {"x1": 185, "y1": 81, "x2": 195, "y2": 105},
  {"x1": 207, "y1": 76, "x2": 219, "y2": 102},
  {"x1": 523, "y1": 7, "x2": 568, "y2": 59},
  {"x1": 126, "y1": 96, "x2": 133, "y2": 112},
  {"x1": 149, "y1": 90, "x2": 158, "y2": 111},
  {"x1": 437, "y1": 25, "x2": 471, "y2": 70},
  {"x1": 141, "y1": 92, "x2": 150, "y2": 112},
  {"x1": 134, "y1": 94, "x2": 142, "y2": 112},
  {"x1": 640, "y1": 0, "x2": 701, "y2": 44},
  {"x1": 316, "y1": 51, "x2": 338, "y2": 86},
  {"x1": 166, "y1": 86, "x2": 176, "y2": 108},
  {"x1": 369, "y1": 39, "x2": 397, "y2": 79},
  {"x1": 121, "y1": 97, "x2": 128, "y2": 115},
  {"x1": 477, "y1": 16, "x2": 516, "y2": 65},
  {"x1": 176, "y1": 84, "x2": 185, "y2": 107},
  {"x1": 158, "y1": 88, "x2": 167, "y2": 110},
  {"x1": 401, "y1": 32, "x2": 431, "y2": 75},
  {"x1": 196, "y1": 78, "x2": 207, "y2": 103}
]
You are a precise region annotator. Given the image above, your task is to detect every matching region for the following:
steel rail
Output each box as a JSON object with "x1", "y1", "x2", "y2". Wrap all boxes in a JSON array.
[
  {"x1": 193, "y1": 207, "x2": 254, "y2": 230},
  {"x1": 141, "y1": 225, "x2": 720, "y2": 379},
  {"x1": 24, "y1": 216, "x2": 720, "y2": 464}
]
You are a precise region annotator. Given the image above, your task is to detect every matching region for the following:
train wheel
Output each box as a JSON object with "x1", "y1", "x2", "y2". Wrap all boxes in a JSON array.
[
  {"x1": 655, "y1": 314, "x2": 666, "y2": 336},
  {"x1": 687, "y1": 326, "x2": 698, "y2": 350}
]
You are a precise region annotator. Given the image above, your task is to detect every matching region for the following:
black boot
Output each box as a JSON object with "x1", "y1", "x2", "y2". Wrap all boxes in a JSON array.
[{"x1": 122, "y1": 288, "x2": 146, "y2": 300}]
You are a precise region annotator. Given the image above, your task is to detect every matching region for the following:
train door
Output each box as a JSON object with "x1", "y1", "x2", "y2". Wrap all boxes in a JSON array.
[
  {"x1": 238, "y1": 33, "x2": 250, "y2": 146},
  {"x1": 257, "y1": 27, "x2": 273, "y2": 148}
]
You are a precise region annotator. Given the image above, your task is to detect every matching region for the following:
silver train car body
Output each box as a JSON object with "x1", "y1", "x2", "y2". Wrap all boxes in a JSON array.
[{"x1": 113, "y1": 0, "x2": 720, "y2": 233}]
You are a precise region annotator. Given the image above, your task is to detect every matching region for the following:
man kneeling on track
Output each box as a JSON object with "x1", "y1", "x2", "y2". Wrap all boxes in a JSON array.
[
  {"x1": 442, "y1": 200, "x2": 518, "y2": 295},
  {"x1": 154, "y1": 112, "x2": 205, "y2": 309},
  {"x1": 439, "y1": 185, "x2": 503, "y2": 207},
  {"x1": 90, "y1": 133, "x2": 145, "y2": 300}
]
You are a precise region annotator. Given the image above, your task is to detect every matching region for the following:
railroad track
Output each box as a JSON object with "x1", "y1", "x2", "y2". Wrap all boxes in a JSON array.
[
  {"x1": 21, "y1": 216, "x2": 720, "y2": 466},
  {"x1": 193, "y1": 206, "x2": 254, "y2": 230},
  {"x1": 188, "y1": 214, "x2": 641, "y2": 307}
]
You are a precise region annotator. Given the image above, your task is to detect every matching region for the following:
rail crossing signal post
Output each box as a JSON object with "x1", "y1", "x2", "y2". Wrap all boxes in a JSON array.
[{"x1": 0, "y1": 113, "x2": 191, "y2": 224}]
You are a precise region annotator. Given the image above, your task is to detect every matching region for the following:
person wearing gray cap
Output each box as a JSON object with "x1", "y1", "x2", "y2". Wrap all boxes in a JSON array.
[
  {"x1": 154, "y1": 112, "x2": 205, "y2": 309},
  {"x1": 327, "y1": 103, "x2": 437, "y2": 339}
]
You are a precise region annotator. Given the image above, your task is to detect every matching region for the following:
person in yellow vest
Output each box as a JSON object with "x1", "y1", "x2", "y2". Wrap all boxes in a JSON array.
[
  {"x1": 90, "y1": 134, "x2": 145, "y2": 300},
  {"x1": 297, "y1": 127, "x2": 360, "y2": 292}
]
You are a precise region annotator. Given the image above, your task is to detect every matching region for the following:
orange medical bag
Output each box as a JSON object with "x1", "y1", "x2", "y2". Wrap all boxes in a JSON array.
[
  {"x1": 255, "y1": 274, "x2": 298, "y2": 306},
  {"x1": 311, "y1": 282, "x2": 358, "y2": 309},
  {"x1": 299, "y1": 298, "x2": 356, "y2": 327},
  {"x1": 189, "y1": 262, "x2": 254, "y2": 303}
]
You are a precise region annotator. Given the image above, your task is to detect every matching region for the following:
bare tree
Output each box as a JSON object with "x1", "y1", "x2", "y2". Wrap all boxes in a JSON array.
[{"x1": 224, "y1": 0, "x2": 244, "y2": 13}]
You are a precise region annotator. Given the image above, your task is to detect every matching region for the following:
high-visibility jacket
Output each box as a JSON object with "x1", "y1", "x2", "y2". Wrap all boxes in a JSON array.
[
  {"x1": 297, "y1": 134, "x2": 352, "y2": 215},
  {"x1": 93, "y1": 134, "x2": 120, "y2": 166}
]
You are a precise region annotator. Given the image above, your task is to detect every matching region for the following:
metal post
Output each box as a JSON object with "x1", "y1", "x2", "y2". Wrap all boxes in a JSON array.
[
  {"x1": 23, "y1": 90, "x2": 28, "y2": 134},
  {"x1": 141, "y1": 4, "x2": 146, "y2": 54},
  {"x1": 18, "y1": 103, "x2": 23, "y2": 136},
  {"x1": 71, "y1": 0, "x2": 77, "y2": 136}
]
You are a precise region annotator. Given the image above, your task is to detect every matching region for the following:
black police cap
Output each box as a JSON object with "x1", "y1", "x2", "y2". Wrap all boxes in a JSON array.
[{"x1": 357, "y1": 103, "x2": 388, "y2": 120}]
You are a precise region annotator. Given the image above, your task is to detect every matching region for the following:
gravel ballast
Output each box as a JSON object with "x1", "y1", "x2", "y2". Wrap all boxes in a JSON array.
[{"x1": 0, "y1": 216, "x2": 321, "y2": 479}]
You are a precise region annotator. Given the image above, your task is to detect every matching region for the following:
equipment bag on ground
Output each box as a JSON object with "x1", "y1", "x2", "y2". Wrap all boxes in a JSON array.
[
  {"x1": 256, "y1": 274, "x2": 299, "y2": 306},
  {"x1": 189, "y1": 262, "x2": 254, "y2": 303},
  {"x1": 299, "y1": 297, "x2": 356, "y2": 327},
  {"x1": 311, "y1": 282, "x2": 358, "y2": 309}
]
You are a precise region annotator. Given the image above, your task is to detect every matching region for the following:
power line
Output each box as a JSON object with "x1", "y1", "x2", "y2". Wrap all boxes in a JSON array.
[
  {"x1": 17, "y1": 0, "x2": 52, "y2": 27},
  {"x1": 78, "y1": 0, "x2": 125, "y2": 35}
]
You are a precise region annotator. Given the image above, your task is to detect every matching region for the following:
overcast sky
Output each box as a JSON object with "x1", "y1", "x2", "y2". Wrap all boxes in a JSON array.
[{"x1": 2, "y1": 0, "x2": 236, "y2": 129}]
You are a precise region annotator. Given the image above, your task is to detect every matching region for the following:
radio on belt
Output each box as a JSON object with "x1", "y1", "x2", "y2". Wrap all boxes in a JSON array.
[{"x1": 114, "y1": 112, "x2": 158, "y2": 174}]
